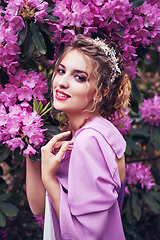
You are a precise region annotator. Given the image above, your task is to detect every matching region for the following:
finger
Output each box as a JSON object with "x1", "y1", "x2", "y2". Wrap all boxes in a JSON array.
[
  {"x1": 45, "y1": 131, "x2": 71, "y2": 149},
  {"x1": 55, "y1": 142, "x2": 69, "y2": 161}
]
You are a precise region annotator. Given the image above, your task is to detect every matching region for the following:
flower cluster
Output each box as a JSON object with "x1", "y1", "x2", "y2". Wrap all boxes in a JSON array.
[
  {"x1": 0, "y1": 17, "x2": 20, "y2": 74},
  {"x1": 34, "y1": 214, "x2": 44, "y2": 229},
  {"x1": 139, "y1": 95, "x2": 160, "y2": 126},
  {"x1": 111, "y1": 110, "x2": 132, "y2": 135},
  {"x1": 4, "y1": 0, "x2": 49, "y2": 26},
  {"x1": 0, "y1": 68, "x2": 48, "y2": 156},
  {"x1": 49, "y1": 0, "x2": 160, "y2": 79},
  {"x1": 126, "y1": 162, "x2": 155, "y2": 194},
  {"x1": 0, "y1": 0, "x2": 49, "y2": 73},
  {"x1": 0, "y1": 104, "x2": 46, "y2": 156},
  {"x1": 0, "y1": 68, "x2": 48, "y2": 107}
]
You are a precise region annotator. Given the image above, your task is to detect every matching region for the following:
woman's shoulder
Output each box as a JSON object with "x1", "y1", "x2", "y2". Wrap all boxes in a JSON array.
[{"x1": 74, "y1": 117, "x2": 126, "y2": 159}]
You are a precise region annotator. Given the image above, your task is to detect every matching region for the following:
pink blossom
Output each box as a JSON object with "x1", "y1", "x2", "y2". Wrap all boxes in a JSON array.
[
  {"x1": 6, "y1": 117, "x2": 21, "y2": 137},
  {"x1": 5, "y1": 137, "x2": 25, "y2": 151},
  {"x1": 111, "y1": 110, "x2": 133, "y2": 135},
  {"x1": 33, "y1": 82, "x2": 48, "y2": 100},
  {"x1": 17, "y1": 86, "x2": 33, "y2": 102},
  {"x1": 0, "y1": 105, "x2": 8, "y2": 126},
  {"x1": 34, "y1": 214, "x2": 45, "y2": 229},
  {"x1": 130, "y1": 15, "x2": 144, "y2": 31},
  {"x1": 34, "y1": 10, "x2": 48, "y2": 23},
  {"x1": 9, "y1": 16, "x2": 25, "y2": 31},
  {"x1": 126, "y1": 162, "x2": 156, "y2": 193},
  {"x1": 29, "y1": 132, "x2": 45, "y2": 147},
  {"x1": 0, "y1": 24, "x2": 5, "y2": 42},
  {"x1": 23, "y1": 144, "x2": 37, "y2": 156},
  {"x1": 140, "y1": 95, "x2": 160, "y2": 126},
  {"x1": 21, "y1": 71, "x2": 39, "y2": 88}
]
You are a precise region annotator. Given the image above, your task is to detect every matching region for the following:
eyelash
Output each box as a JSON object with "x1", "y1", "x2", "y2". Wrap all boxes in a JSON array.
[
  {"x1": 57, "y1": 68, "x2": 87, "y2": 82},
  {"x1": 57, "y1": 68, "x2": 65, "y2": 74},
  {"x1": 74, "y1": 74, "x2": 86, "y2": 82}
]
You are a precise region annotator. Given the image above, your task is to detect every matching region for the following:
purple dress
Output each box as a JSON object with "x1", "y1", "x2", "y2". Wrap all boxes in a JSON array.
[{"x1": 43, "y1": 117, "x2": 126, "y2": 240}]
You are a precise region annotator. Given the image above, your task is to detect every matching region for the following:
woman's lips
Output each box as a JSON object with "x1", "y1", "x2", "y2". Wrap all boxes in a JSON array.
[{"x1": 55, "y1": 89, "x2": 71, "y2": 100}]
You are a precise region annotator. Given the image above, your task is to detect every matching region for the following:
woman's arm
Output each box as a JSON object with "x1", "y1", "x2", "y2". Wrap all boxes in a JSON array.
[
  {"x1": 41, "y1": 131, "x2": 73, "y2": 218},
  {"x1": 26, "y1": 155, "x2": 46, "y2": 215}
]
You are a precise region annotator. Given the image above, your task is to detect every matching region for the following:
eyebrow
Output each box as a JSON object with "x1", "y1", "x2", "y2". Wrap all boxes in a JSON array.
[{"x1": 59, "y1": 63, "x2": 88, "y2": 76}]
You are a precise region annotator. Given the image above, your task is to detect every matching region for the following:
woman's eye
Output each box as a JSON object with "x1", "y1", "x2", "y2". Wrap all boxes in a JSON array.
[
  {"x1": 57, "y1": 68, "x2": 65, "y2": 74},
  {"x1": 74, "y1": 74, "x2": 86, "y2": 82}
]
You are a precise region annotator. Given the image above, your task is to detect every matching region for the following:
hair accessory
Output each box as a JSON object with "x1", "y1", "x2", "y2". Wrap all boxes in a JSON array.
[{"x1": 88, "y1": 37, "x2": 121, "y2": 83}]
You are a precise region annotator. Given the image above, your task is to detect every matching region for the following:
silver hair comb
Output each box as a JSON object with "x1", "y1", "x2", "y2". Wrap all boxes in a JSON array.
[{"x1": 87, "y1": 37, "x2": 121, "y2": 83}]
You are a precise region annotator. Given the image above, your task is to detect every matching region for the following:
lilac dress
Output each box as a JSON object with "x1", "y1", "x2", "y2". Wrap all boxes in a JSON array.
[{"x1": 43, "y1": 117, "x2": 126, "y2": 240}]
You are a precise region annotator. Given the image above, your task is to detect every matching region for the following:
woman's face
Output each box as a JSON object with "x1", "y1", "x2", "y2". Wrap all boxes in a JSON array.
[{"x1": 52, "y1": 49, "x2": 96, "y2": 117}]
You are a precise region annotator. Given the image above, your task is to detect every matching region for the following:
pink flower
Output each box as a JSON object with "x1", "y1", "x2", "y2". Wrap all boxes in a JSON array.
[
  {"x1": 130, "y1": 15, "x2": 144, "y2": 31},
  {"x1": 23, "y1": 144, "x2": 37, "y2": 156},
  {"x1": 17, "y1": 86, "x2": 33, "y2": 101},
  {"x1": 9, "y1": 16, "x2": 25, "y2": 31},
  {"x1": 126, "y1": 162, "x2": 156, "y2": 193},
  {"x1": 0, "y1": 105, "x2": 8, "y2": 126},
  {"x1": 139, "y1": 95, "x2": 160, "y2": 126},
  {"x1": 34, "y1": 214, "x2": 45, "y2": 229},
  {"x1": 111, "y1": 110, "x2": 133, "y2": 135},
  {"x1": 6, "y1": 117, "x2": 21, "y2": 137},
  {"x1": 5, "y1": 137, "x2": 25, "y2": 151}
]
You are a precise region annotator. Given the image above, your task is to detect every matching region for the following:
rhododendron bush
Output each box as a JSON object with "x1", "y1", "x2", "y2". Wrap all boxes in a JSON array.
[{"x1": 0, "y1": 0, "x2": 160, "y2": 239}]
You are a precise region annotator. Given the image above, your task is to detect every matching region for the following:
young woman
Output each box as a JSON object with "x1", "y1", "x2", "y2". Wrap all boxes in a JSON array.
[{"x1": 26, "y1": 34, "x2": 131, "y2": 240}]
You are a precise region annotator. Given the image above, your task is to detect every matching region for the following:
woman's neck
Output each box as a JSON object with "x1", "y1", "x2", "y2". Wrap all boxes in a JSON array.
[{"x1": 66, "y1": 112, "x2": 101, "y2": 137}]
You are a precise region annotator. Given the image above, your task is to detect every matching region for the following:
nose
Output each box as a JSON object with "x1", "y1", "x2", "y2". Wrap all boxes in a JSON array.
[{"x1": 57, "y1": 74, "x2": 69, "y2": 88}]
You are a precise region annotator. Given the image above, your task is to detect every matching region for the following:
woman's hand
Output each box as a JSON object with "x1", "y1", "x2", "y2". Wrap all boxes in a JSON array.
[{"x1": 41, "y1": 131, "x2": 73, "y2": 184}]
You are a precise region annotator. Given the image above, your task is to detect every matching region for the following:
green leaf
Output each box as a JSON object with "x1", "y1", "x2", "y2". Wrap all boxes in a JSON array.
[
  {"x1": 139, "y1": 122, "x2": 151, "y2": 133},
  {"x1": 0, "y1": 202, "x2": 19, "y2": 217},
  {"x1": 0, "y1": 211, "x2": 6, "y2": 227},
  {"x1": 44, "y1": 125, "x2": 61, "y2": 138},
  {"x1": 131, "y1": 192, "x2": 142, "y2": 221},
  {"x1": 40, "y1": 106, "x2": 52, "y2": 117},
  {"x1": 47, "y1": 15, "x2": 60, "y2": 22},
  {"x1": 20, "y1": 23, "x2": 31, "y2": 57},
  {"x1": 131, "y1": 79, "x2": 141, "y2": 102},
  {"x1": 0, "y1": 146, "x2": 10, "y2": 163},
  {"x1": 140, "y1": 190, "x2": 160, "y2": 213},
  {"x1": 37, "y1": 101, "x2": 43, "y2": 114},
  {"x1": 0, "y1": 193, "x2": 12, "y2": 202},
  {"x1": 153, "y1": 184, "x2": 160, "y2": 191},
  {"x1": 148, "y1": 189, "x2": 160, "y2": 202},
  {"x1": 130, "y1": 128, "x2": 150, "y2": 138},
  {"x1": 33, "y1": 99, "x2": 39, "y2": 112},
  {"x1": 126, "y1": 196, "x2": 136, "y2": 224},
  {"x1": 21, "y1": 34, "x2": 35, "y2": 61},
  {"x1": 150, "y1": 125, "x2": 160, "y2": 151},
  {"x1": 14, "y1": 166, "x2": 25, "y2": 177},
  {"x1": 129, "y1": 0, "x2": 146, "y2": 8},
  {"x1": 14, "y1": 147, "x2": 22, "y2": 165},
  {"x1": 123, "y1": 219, "x2": 143, "y2": 240},
  {"x1": 131, "y1": 100, "x2": 139, "y2": 113},
  {"x1": 113, "y1": 26, "x2": 124, "y2": 37},
  {"x1": 30, "y1": 23, "x2": 47, "y2": 54},
  {"x1": 17, "y1": 21, "x2": 28, "y2": 46},
  {"x1": 40, "y1": 102, "x2": 51, "y2": 115},
  {"x1": 124, "y1": 135, "x2": 139, "y2": 152}
]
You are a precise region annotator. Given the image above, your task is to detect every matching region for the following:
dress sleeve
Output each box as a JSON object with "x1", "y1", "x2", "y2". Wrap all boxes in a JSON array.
[{"x1": 59, "y1": 129, "x2": 122, "y2": 240}]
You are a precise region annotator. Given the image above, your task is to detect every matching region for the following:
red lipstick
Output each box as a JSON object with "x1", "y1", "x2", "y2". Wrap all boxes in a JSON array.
[{"x1": 55, "y1": 89, "x2": 70, "y2": 100}]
